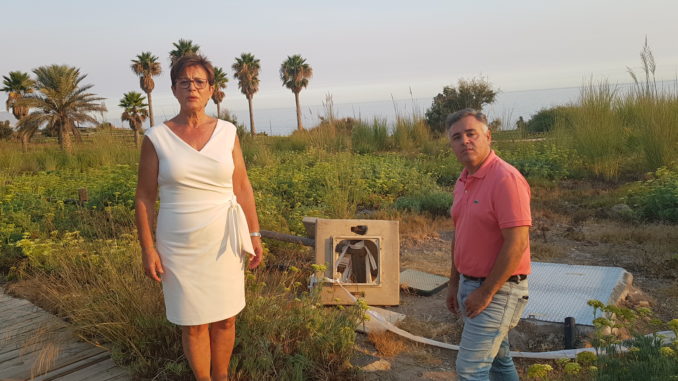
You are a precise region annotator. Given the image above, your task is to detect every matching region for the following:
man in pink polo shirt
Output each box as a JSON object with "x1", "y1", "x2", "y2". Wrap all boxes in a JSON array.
[{"x1": 445, "y1": 108, "x2": 531, "y2": 381}]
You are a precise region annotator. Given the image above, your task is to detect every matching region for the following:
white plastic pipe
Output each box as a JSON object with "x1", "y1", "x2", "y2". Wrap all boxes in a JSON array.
[{"x1": 322, "y1": 276, "x2": 676, "y2": 359}]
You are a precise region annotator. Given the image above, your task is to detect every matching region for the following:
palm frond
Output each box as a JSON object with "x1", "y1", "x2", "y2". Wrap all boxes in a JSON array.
[
  {"x1": 169, "y1": 39, "x2": 201, "y2": 66},
  {"x1": 232, "y1": 53, "x2": 261, "y2": 97}
]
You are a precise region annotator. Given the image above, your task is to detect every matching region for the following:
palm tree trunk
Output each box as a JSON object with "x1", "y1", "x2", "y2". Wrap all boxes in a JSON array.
[
  {"x1": 20, "y1": 133, "x2": 28, "y2": 152},
  {"x1": 216, "y1": 102, "x2": 221, "y2": 119},
  {"x1": 247, "y1": 96, "x2": 256, "y2": 134},
  {"x1": 294, "y1": 91, "x2": 303, "y2": 131},
  {"x1": 60, "y1": 126, "x2": 73, "y2": 154},
  {"x1": 147, "y1": 91, "x2": 155, "y2": 128}
]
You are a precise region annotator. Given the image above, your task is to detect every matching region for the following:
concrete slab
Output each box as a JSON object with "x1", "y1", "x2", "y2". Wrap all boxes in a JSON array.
[
  {"x1": 523, "y1": 262, "x2": 632, "y2": 326},
  {"x1": 400, "y1": 269, "x2": 449, "y2": 296}
]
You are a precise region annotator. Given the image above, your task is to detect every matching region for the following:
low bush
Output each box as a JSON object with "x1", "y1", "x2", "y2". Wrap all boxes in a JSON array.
[
  {"x1": 393, "y1": 191, "x2": 452, "y2": 216},
  {"x1": 525, "y1": 106, "x2": 576, "y2": 133},
  {"x1": 625, "y1": 165, "x2": 678, "y2": 222}
]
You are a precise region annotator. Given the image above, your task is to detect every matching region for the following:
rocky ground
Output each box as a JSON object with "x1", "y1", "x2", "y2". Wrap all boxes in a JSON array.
[{"x1": 352, "y1": 212, "x2": 677, "y2": 380}]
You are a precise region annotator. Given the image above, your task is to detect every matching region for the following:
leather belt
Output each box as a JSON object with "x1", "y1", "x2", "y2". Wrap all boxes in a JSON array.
[{"x1": 463, "y1": 274, "x2": 527, "y2": 284}]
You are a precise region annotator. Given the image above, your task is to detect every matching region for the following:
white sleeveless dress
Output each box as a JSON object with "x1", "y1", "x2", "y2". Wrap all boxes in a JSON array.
[{"x1": 145, "y1": 120, "x2": 254, "y2": 326}]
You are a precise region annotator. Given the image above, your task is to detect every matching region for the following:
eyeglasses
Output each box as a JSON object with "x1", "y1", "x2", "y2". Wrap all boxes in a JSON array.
[{"x1": 177, "y1": 78, "x2": 210, "y2": 90}]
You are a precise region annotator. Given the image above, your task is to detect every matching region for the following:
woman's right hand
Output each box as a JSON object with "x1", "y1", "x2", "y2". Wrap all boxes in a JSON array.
[{"x1": 142, "y1": 248, "x2": 165, "y2": 282}]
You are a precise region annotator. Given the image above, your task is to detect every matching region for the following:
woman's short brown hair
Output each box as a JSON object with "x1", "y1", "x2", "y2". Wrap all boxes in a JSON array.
[{"x1": 170, "y1": 54, "x2": 215, "y2": 88}]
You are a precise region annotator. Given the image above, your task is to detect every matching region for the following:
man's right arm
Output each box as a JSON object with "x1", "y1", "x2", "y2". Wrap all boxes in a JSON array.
[{"x1": 446, "y1": 231, "x2": 460, "y2": 314}]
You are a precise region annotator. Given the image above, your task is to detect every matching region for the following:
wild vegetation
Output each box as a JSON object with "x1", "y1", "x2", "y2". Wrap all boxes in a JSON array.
[
  {"x1": 1, "y1": 41, "x2": 676, "y2": 379},
  {"x1": 526, "y1": 302, "x2": 678, "y2": 381}
]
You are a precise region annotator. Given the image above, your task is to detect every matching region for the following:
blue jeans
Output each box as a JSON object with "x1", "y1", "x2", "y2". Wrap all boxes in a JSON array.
[{"x1": 455, "y1": 276, "x2": 529, "y2": 381}]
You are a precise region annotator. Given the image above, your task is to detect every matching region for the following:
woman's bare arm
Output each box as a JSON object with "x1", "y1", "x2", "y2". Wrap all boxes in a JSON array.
[
  {"x1": 135, "y1": 137, "x2": 164, "y2": 281},
  {"x1": 232, "y1": 136, "x2": 263, "y2": 269}
]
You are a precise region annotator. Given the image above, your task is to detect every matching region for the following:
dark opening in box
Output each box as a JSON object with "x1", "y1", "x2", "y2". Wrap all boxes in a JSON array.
[{"x1": 332, "y1": 237, "x2": 381, "y2": 285}]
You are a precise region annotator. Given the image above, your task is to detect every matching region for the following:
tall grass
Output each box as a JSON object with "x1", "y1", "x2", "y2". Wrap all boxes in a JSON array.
[
  {"x1": 351, "y1": 118, "x2": 389, "y2": 154},
  {"x1": 0, "y1": 133, "x2": 138, "y2": 174},
  {"x1": 553, "y1": 80, "x2": 629, "y2": 180},
  {"x1": 551, "y1": 42, "x2": 678, "y2": 180},
  {"x1": 391, "y1": 115, "x2": 430, "y2": 152},
  {"x1": 551, "y1": 79, "x2": 678, "y2": 181},
  {"x1": 617, "y1": 94, "x2": 678, "y2": 170},
  {"x1": 11, "y1": 234, "x2": 361, "y2": 380}
]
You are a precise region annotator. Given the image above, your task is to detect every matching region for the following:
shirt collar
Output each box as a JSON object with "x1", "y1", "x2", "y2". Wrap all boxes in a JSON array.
[{"x1": 459, "y1": 150, "x2": 497, "y2": 181}]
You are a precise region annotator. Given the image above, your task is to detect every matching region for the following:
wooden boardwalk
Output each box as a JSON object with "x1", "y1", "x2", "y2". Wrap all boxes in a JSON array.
[{"x1": 0, "y1": 289, "x2": 131, "y2": 381}]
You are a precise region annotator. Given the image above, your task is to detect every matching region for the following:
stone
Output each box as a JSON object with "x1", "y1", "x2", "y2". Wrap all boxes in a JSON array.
[{"x1": 361, "y1": 359, "x2": 391, "y2": 372}]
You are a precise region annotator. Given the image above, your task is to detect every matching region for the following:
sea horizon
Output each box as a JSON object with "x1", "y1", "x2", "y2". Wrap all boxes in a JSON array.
[{"x1": 3, "y1": 80, "x2": 675, "y2": 136}]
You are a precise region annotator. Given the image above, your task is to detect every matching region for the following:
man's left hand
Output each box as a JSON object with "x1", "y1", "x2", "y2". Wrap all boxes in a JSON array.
[{"x1": 464, "y1": 288, "x2": 494, "y2": 318}]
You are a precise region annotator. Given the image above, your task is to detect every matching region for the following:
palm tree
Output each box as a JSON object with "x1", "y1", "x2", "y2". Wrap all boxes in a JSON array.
[
  {"x1": 211, "y1": 67, "x2": 228, "y2": 117},
  {"x1": 280, "y1": 55, "x2": 313, "y2": 131},
  {"x1": 232, "y1": 53, "x2": 260, "y2": 134},
  {"x1": 1, "y1": 71, "x2": 35, "y2": 150},
  {"x1": 119, "y1": 91, "x2": 148, "y2": 148},
  {"x1": 17, "y1": 65, "x2": 106, "y2": 153},
  {"x1": 1, "y1": 71, "x2": 34, "y2": 118},
  {"x1": 131, "y1": 52, "x2": 161, "y2": 128},
  {"x1": 169, "y1": 39, "x2": 200, "y2": 66}
]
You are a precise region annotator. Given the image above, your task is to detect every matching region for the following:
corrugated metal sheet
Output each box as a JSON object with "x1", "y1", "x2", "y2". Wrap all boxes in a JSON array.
[{"x1": 523, "y1": 262, "x2": 632, "y2": 326}]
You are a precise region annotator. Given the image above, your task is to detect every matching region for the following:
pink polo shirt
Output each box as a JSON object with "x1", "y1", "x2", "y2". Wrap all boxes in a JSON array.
[{"x1": 451, "y1": 151, "x2": 532, "y2": 278}]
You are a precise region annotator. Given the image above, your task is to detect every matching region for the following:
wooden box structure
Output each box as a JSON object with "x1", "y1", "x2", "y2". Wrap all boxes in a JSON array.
[{"x1": 308, "y1": 217, "x2": 400, "y2": 306}]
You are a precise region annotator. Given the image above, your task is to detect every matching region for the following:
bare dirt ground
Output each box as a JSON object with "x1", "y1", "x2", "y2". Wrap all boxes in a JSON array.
[{"x1": 353, "y1": 207, "x2": 678, "y2": 380}]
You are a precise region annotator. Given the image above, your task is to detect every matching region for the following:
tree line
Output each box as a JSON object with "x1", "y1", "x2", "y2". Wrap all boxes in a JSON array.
[
  {"x1": 1, "y1": 39, "x2": 314, "y2": 152},
  {"x1": 3, "y1": 37, "x2": 501, "y2": 153}
]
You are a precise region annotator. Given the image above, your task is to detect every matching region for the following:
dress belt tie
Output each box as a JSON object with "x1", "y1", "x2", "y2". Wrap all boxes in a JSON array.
[{"x1": 225, "y1": 196, "x2": 255, "y2": 258}]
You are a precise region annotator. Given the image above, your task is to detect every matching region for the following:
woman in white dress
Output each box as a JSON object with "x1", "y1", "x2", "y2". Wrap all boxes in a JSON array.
[{"x1": 135, "y1": 54, "x2": 263, "y2": 381}]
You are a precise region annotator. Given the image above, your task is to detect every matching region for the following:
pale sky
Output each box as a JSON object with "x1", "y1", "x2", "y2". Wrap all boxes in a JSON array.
[{"x1": 2, "y1": 0, "x2": 678, "y2": 123}]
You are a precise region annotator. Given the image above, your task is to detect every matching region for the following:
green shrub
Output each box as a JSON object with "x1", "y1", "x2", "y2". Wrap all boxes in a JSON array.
[
  {"x1": 413, "y1": 152, "x2": 461, "y2": 186},
  {"x1": 232, "y1": 269, "x2": 362, "y2": 380},
  {"x1": 393, "y1": 191, "x2": 452, "y2": 216},
  {"x1": 0, "y1": 121, "x2": 13, "y2": 140},
  {"x1": 587, "y1": 299, "x2": 678, "y2": 381},
  {"x1": 625, "y1": 165, "x2": 678, "y2": 222},
  {"x1": 425, "y1": 77, "x2": 497, "y2": 134},
  {"x1": 526, "y1": 106, "x2": 575, "y2": 133},
  {"x1": 497, "y1": 142, "x2": 573, "y2": 180}
]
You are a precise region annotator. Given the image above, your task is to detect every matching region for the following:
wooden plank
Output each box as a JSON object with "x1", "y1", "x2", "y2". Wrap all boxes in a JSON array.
[
  {"x1": 0, "y1": 328, "x2": 74, "y2": 363},
  {"x1": 32, "y1": 352, "x2": 109, "y2": 380},
  {"x1": 0, "y1": 298, "x2": 34, "y2": 315},
  {"x1": 0, "y1": 290, "x2": 129, "y2": 381},
  {"x1": 0, "y1": 341, "x2": 104, "y2": 380},
  {"x1": 1, "y1": 316, "x2": 61, "y2": 340},
  {"x1": 0, "y1": 326, "x2": 71, "y2": 356},
  {"x1": 0, "y1": 306, "x2": 42, "y2": 323},
  {"x1": 0, "y1": 293, "x2": 33, "y2": 306},
  {"x1": 0, "y1": 307, "x2": 39, "y2": 323},
  {"x1": 1, "y1": 311, "x2": 56, "y2": 330},
  {"x1": 52, "y1": 357, "x2": 129, "y2": 381},
  {"x1": 0, "y1": 304, "x2": 41, "y2": 319},
  {"x1": 1, "y1": 323, "x2": 68, "y2": 346}
]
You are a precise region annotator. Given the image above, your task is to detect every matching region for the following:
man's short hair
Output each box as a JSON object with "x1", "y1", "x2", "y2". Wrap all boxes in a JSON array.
[
  {"x1": 445, "y1": 108, "x2": 489, "y2": 133},
  {"x1": 170, "y1": 54, "x2": 215, "y2": 88}
]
